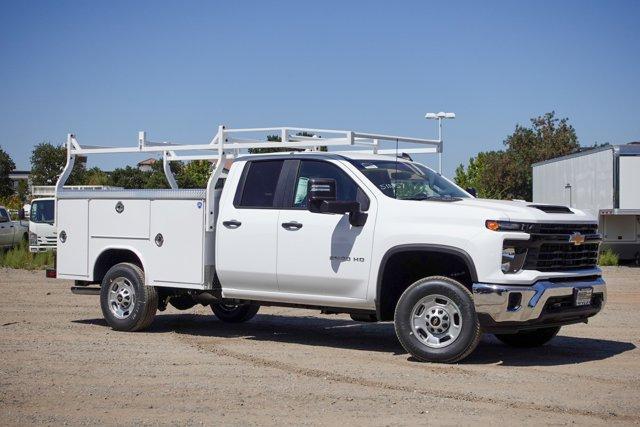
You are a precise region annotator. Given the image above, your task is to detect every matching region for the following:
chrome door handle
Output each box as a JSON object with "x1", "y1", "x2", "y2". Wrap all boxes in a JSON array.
[
  {"x1": 281, "y1": 221, "x2": 303, "y2": 230},
  {"x1": 222, "y1": 220, "x2": 242, "y2": 228}
]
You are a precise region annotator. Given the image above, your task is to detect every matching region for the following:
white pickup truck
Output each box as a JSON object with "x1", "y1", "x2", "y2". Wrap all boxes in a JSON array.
[
  {"x1": 0, "y1": 206, "x2": 28, "y2": 249},
  {"x1": 51, "y1": 126, "x2": 606, "y2": 363}
]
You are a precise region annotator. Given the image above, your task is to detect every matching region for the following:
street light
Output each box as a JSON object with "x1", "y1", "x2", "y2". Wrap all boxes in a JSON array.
[{"x1": 425, "y1": 111, "x2": 455, "y2": 174}]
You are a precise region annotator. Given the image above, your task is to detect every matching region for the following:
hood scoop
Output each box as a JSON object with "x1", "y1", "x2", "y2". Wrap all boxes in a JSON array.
[{"x1": 528, "y1": 204, "x2": 573, "y2": 214}]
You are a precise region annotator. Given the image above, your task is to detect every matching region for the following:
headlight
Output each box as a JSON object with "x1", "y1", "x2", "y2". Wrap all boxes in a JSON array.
[
  {"x1": 501, "y1": 246, "x2": 527, "y2": 273},
  {"x1": 486, "y1": 220, "x2": 535, "y2": 232},
  {"x1": 29, "y1": 232, "x2": 37, "y2": 245}
]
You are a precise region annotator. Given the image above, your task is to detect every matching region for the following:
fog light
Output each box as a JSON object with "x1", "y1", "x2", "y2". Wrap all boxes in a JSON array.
[
  {"x1": 502, "y1": 247, "x2": 516, "y2": 272},
  {"x1": 501, "y1": 246, "x2": 527, "y2": 273}
]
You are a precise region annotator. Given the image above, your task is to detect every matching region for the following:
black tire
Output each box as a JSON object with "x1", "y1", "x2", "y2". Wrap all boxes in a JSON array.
[
  {"x1": 394, "y1": 276, "x2": 481, "y2": 363},
  {"x1": 100, "y1": 262, "x2": 158, "y2": 332},
  {"x1": 211, "y1": 302, "x2": 259, "y2": 323},
  {"x1": 494, "y1": 326, "x2": 560, "y2": 348}
]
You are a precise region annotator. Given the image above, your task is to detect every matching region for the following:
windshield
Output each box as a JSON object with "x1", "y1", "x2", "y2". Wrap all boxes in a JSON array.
[
  {"x1": 30, "y1": 200, "x2": 54, "y2": 224},
  {"x1": 350, "y1": 159, "x2": 469, "y2": 200}
]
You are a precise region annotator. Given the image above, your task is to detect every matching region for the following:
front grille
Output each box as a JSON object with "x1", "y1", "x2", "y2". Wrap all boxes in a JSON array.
[
  {"x1": 524, "y1": 242, "x2": 599, "y2": 271},
  {"x1": 505, "y1": 222, "x2": 601, "y2": 272}
]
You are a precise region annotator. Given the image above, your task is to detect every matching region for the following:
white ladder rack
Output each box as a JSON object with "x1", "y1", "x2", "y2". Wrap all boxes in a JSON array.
[{"x1": 56, "y1": 125, "x2": 443, "y2": 230}]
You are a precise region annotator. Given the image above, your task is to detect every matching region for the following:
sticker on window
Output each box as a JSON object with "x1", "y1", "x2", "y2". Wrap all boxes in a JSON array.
[{"x1": 294, "y1": 177, "x2": 309, "y2": 205}]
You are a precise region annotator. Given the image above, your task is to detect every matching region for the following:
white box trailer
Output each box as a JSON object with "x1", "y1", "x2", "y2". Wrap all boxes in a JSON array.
[{"x1": 532, "y1": 143, "x2": 640, "y2": 263}]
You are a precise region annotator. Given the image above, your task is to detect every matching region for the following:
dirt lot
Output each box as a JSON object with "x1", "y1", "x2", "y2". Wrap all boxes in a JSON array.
[{"x1": 1, "y1": 267, "x2": 639, "y2": 426}]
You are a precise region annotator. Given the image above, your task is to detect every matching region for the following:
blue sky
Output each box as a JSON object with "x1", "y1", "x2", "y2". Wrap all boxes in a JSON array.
[{"x1": 1, "y1": 0, "x2": 639, "y2": 176}]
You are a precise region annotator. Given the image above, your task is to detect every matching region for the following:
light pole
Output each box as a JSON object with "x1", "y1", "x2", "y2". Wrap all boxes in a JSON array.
[{"x1": 425, "y1": 112, "x2": 455, "y2": 174}]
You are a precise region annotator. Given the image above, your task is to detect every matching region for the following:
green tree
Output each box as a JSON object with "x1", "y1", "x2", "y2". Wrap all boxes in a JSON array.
[
  {"x1": 177, "y1": 160, "x2": 212, "y2": 188},
  {"x1": 84, "y1": 167, "x2": 111, "y2": 186},
  {"x1": 109, "y1": 166, "x2": 148, "y2": 189},
  {"x1": 30, "y1": 142, "x2": 85, "y2": 185},
  {"x1": 16, "y1": 180, "x2": 29, "y2": 202},
  {"x1": 0, "y1": 147, "x2": 16, "y2": 198},
  {"x1": 454, "y1": 112, "x2": 579, "y2": 200}
]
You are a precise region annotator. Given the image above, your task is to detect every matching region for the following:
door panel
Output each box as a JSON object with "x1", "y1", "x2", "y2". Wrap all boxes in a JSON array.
[
  {"x1": 276, "y1": 159, "x2": 375, "y2": 300},
  {"x1": 56, "y1": 199, "x2": 89, "y2": 277},
  {"x1": 149, "y1": 199, "x2": 205, "y2": 285},
  {"x1": 216, "y1": 160, "x2": 284, "y2": 293},
  {"x1": 277, "y1": 210, "x2": 374, "y2": 299}
]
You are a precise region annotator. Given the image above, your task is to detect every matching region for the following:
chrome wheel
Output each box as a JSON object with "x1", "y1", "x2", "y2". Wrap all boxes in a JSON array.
[
  {"x1": 107, "y1": 277, "x2": 136, "y2": 319},
  {"x1": 411, "y1": 294, "x2": 462, "y2": 349}
]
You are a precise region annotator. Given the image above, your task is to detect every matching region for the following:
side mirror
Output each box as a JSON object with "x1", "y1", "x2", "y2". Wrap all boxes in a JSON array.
[
  {"x1": 18, "y1": 208, "x2": 26, "y2": 220},
  {"x1": 307, "y1": 178, "x2": 368, "y2": 227},
  {"x1": 466, "y1": 187, "x2": 477, "y2": 197}
]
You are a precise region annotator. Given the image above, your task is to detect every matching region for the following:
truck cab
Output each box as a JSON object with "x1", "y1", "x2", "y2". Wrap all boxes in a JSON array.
[
  {"x1": 28, "y1": 197, "x2": 56, "y2": 252},
  {"x1": 52, "y1": 127, "x2": 606, "y2": 363}
]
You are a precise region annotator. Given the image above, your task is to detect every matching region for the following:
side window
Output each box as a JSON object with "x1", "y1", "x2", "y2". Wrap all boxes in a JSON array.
[
  {"x1": 292, "y1": 160, "x2": 368, "y2": 210},
  {"x1": 236, "y1": 161, "x2": 284, "y2": 208},
  {"x1": 0, "y1": 209, "x2": 9, "y2": 222}
]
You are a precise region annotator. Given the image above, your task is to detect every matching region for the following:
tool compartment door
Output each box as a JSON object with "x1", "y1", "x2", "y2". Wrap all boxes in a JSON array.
[
  {"x1": 149, "y1": 199, "x2": 205, "y2": 286},
  {"x1": 89, "y1": 199, "x2": 150, "y2": 239},
  {"x1": 56, "y1": 199, "x2": 89, "y2": 278}
]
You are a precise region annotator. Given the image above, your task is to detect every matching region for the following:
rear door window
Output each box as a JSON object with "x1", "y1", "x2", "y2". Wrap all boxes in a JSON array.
[{"x1": 236, "y1": 160, "x2": 285, "y2": 208}]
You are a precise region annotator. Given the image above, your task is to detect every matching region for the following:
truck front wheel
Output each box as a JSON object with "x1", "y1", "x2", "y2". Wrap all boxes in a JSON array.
[
  {"x1": 494, "y1": 326, "x2": 560, "y2": 348},
  {"x1": 211, "y1": 302, "x2": 260, "y2": 323},
  {"x1": 394, "y1": 276, "x2": 481, "y2": 363},
  {"x1": 100, "y1": 262, "x2": 158, "y2": 332}
]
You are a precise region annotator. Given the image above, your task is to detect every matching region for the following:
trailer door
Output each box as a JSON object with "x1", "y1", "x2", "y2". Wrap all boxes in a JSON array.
[{"x1": 619, "y1": 156, "x2": 640, "y2": 209}]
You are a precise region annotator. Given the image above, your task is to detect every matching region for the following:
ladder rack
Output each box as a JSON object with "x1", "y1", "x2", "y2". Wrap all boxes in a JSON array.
[{"x1": 56, "y1": 125, "x2": 444, "y2": 230}]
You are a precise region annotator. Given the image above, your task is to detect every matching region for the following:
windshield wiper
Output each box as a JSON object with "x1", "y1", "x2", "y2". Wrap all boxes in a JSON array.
[{"x1": 403, "y1": 195, "x2": 462, "y2": 202}]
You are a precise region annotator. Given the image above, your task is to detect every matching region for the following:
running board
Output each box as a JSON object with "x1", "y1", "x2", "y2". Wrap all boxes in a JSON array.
[{"x1": 70, "y1": 286, "x2": 101, "y2": 295}]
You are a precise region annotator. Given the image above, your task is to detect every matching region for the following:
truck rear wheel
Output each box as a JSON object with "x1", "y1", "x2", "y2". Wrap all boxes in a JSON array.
[
  {"x1": 100, "y1": 262, "x2": 158, "y2": 332},
  {"x1": 394, "y1": 276, "x2": 481, "y2": 363},
  {"x1": 211, "y1": 302, "x2": 259, "y2": 323},
  {"x1": 494, "y1": 326, "x2": 560, "y2": 348}
]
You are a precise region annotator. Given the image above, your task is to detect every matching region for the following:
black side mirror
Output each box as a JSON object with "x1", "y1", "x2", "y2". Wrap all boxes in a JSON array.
[
  {"x1": 466, "y1": 187, "x2": 477, "y2": 197},
  {"x1": 307, "y1": 178, "x2": 368, "y2": 227},
  {"x1": 18, "y1": 208, "x2": 26, "y2": 220}
]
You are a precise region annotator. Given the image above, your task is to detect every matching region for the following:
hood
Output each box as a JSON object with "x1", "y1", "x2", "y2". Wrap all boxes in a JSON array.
[{"x1": 452, "y1": 198, "x2": 597, "y2": 223}]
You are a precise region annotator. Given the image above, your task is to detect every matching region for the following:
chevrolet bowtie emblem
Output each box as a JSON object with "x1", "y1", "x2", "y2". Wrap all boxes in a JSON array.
[{"x1": 569, "y1": 232, "x2": 586, "y2": 246}]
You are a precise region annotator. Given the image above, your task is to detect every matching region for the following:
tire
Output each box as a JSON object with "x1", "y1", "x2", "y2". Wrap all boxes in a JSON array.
[
  {"x1": 100, "y1": 262, "x2": 158, "y2": 332},
  {"x1": 394, "y1": 276, "x2": 481, "y2": 363},
  {"x1": 494, "y1": 326, "x2": 560, "y2": 348},
  {"x1": 211, "y1": 302, "x2": 259, "y2": 323}
]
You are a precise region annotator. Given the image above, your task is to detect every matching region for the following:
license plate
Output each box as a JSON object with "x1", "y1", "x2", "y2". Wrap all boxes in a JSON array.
[{"x1": 574, "y1": 287, "x2": 593, "y2": 306}]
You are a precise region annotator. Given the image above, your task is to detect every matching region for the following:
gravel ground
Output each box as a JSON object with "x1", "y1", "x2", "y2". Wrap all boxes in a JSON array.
[{"x1": 1, "y1": 267, "x2": 639, "y2": 426}]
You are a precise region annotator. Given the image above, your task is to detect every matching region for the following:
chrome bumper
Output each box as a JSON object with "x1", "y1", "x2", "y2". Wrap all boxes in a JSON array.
[{"x1": 472, "y1": 277, "x2": 606, "y2": 323}]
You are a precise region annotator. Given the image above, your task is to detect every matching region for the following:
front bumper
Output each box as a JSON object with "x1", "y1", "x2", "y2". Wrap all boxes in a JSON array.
[{"x1": 473, "y1": 277, "x2": 606, "y2": 332}]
